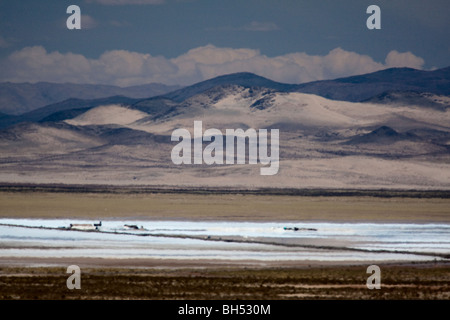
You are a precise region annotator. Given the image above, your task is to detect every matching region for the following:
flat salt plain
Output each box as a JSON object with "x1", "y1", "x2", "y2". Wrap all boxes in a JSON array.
[{"x1": 1, "y1": 218, "x2": 449, "y2": 265}]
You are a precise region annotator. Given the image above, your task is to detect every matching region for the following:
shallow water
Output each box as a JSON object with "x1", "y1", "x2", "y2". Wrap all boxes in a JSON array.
[{"x1": 0, "y1": 219, "x2": 449, "y2": 263}]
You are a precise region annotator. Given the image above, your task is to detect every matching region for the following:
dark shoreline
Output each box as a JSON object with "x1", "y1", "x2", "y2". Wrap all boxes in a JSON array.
[{"x1": 1, "y1": 183, "x2": 449, "y2": 198}]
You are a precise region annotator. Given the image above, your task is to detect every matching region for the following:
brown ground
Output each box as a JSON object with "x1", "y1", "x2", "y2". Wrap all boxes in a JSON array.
[
  {"x1": 0, "y1": 191, "x2": 449, "y2": 300},
  {"x1": 1, "y1": 263, "x2": 449, "y2": 300},
  {"x1": 1, "y1": 191, "x2": 449, "y2": 222}
]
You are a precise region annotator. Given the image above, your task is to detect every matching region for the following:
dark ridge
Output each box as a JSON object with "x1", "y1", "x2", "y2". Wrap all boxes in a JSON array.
[
  {"x1": 160, "y1": 72, "x2": 295, "y2": 102},
  {"x1": 345, "y1": 126, "x2": 420, "y2": 145},
  {"x1": 95, "y1": 126, "x2": 170, "y2": 145},
  {"x1": 0, "y1": 81, "x2": 181, "y2": 115},
  {"x1": 38, "y1": 107, "x2": 92, "y2": 123},
  {"x1": 363, "y1": 90, "x2": 450, "y2": 110},
  {"x1": 0, "y1": 183, "x2": 448, "y2": 198},
  {"x1": 0, "y1": 96, "x2": 139, "y2": 129},
  {"x1": 294, "y1": 67, "x2": 450, "y2": 102}
]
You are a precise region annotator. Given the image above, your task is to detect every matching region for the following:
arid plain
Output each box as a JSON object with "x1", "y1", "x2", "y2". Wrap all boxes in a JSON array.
[{"x1": 0, "y1": 190, "x2": 449, "y2": 299}]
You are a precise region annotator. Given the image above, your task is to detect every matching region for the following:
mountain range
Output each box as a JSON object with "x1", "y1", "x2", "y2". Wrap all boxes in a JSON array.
[
  {"x1": 0, "y1": 67, "x2": 449, "y2": 190},
  {"x1": 0, "y1": 82, "x2": 181, "y2": 116},
  {"x1": 294, "y1": 67, "x2": 450, "y2": 102}
]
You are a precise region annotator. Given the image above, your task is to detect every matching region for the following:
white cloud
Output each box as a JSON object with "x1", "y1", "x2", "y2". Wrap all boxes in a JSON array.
[
  {"x1": 385, "y1": 50, "x2": 425, "y2": 69},
  {"x1": 86, "y1": 0, "x2": 164, "y2": 5},
  {"x1": 0, "y1": 45, "x2": 426, "y2": 86}
]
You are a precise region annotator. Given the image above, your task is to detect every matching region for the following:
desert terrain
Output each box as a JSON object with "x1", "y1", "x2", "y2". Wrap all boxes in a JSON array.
[{"x1": 0, "y1": 190, "x2": 448, "y2": 300}]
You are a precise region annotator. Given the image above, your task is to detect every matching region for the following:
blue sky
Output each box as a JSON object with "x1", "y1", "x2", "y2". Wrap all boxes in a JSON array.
[{"x1": 0, "y1": 0, "x2": 449, "y2": 86}]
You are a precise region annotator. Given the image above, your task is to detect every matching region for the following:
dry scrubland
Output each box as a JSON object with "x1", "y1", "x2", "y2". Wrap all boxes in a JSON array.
[{"x1": 1, "y1": 264, "x2": 449, "y2": 300}]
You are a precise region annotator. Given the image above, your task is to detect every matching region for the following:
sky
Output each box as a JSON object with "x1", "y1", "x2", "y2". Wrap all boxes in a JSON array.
[{"x1": 0, "y1": 0, "x2": 449, "y2": 86}]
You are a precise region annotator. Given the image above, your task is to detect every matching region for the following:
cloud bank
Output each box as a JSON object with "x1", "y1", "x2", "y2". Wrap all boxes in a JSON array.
[{"x1": 0, "y1": 45, "x2": 425, "y2": 86}]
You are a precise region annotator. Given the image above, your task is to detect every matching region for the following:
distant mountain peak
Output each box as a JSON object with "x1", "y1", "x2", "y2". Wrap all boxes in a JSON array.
[
  {"x1": 161, "y1": 72, "x2": 295, "y2": 102},
  {"x1": 345, "y1": 126, "x2": 421, "y2": 145},
  {"x1": 372, "y1": 126, "x2": 399, "y2": 136}
]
